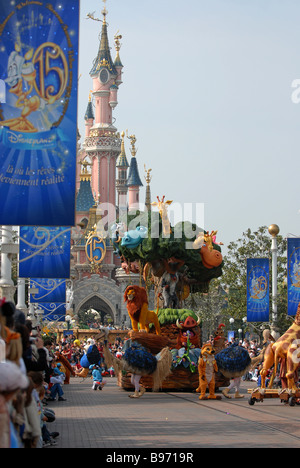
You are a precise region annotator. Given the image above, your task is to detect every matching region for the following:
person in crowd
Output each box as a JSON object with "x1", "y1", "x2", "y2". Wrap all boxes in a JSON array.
[
  {"x1": 48, "y1": 368, "x2": 66, "y2": 402},
  {"x1": 0, "y1": 361, "x2": 29, "y2": 448}
]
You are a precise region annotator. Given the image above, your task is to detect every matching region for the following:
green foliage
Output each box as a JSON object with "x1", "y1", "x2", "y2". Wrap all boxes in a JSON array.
[
  {"x1": 219, "y1": 225, "x2": 288, "y2": 333},
  {"x1": 156, "y1": 308, "x2": 199, "y2": 326},
  {"x1": 117, "y1": 210, "x2": 223, "y2": 292}
]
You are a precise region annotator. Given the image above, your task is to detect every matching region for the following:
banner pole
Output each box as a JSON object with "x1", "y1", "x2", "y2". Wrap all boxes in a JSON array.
[{"x1": 268, "y1": 224, "x2": 279, "y2": 328}]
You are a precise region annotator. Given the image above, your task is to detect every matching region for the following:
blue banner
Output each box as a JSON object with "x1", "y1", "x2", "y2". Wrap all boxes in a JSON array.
[
  {"x1": 0, "y1": 0, "x2": 79, "y2": 226},
  {"x1": 19, "y1": 226, "x2": 71, "y2": 278},
  {"x1": 37, "y1": 303, "x2": 66, "y2": 322},
  {"x1": 247, "y1": 258, "x2": 269, "y2": 322},
  {"x1": 30, "y1": 278, "x2": 66, "y2": 303},
  {"x1": 287, "y1": 238, "x2": 300, "y2": 316}
]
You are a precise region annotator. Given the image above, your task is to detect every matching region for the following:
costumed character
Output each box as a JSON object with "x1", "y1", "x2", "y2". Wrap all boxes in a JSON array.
[
  {"x1": 103, "y1": 335, "x2": 172, "y2": 399},
  {"x1": 160, "y1": 258, "x2": 185, "y2": 309},
  {"x1": 161, "y1": 271, "x2": 179, "y2": 309},
  {"x1": 171, "y1": 316, "x2": 201, "y2": 371},
  {"x1": 55, "y1": 351, "x2": 75, "y2": 384},
  {"x1": 216, "y1": 342, "x2": 263, "y2": 399},
  {"x1": 89, "y1": 364, "x2": 106, "y2": 391},
  {"x1": 213, "y1": 323, "x2": 226, "y2": 353},
  {"x1": 124, "y1": 285, "x2": 161, "y2": 335},
  {"x1": 196, "y1": 342, "x2": 220, "y2": 400},
  {"x1": 260, "y1": 303, "x2": 300, "y2": 391},
  {"x1": 74, "y1": 339, "x2": 101, "y2": 378}
]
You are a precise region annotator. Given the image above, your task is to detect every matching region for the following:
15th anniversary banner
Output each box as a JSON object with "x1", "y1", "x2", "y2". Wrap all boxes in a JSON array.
[
  {"x1": 0, "y1": 0, "x2": 79, "y2": 226},
  {"x1": 287, "y1": 238, "x2": 300, "y2": 316},
  {"x1": 247, "y1": 258, "x2": 270, "y2": 322}
]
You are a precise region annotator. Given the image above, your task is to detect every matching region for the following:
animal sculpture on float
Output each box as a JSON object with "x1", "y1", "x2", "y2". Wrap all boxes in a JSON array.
[
  {"x1": 199, "y1": 231, "x2": 223, "y2": 269},
  {"x1": 121, "y1": 226, "x2": 148, "y2": 249},
  {"x1": 260, "y1": 303, "x2": 300, "y2": 391},
  {"x1": 124, "y1": 285, "x2": 161, "y2": 335},
  {"x1": 196, "y1": 342, "x2": 220, "y2": 400},
  {"x1": 171, "y1": 316, "x2": 202, "y2": 372},
  {"x1": 151, "y1": 196, "x2": 173, "y2": 237}
]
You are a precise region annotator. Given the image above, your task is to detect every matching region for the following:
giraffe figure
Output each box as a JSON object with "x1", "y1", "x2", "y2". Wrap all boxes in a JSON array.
[{"x1": 151, "y1": 196, "x2": 173, "y2": 237}]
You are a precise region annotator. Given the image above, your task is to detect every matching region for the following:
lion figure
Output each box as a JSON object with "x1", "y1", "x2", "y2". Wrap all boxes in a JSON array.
[
  {"x1": 196, "y1": 342, "x2": 219, "y2": 400},
  {"x1": 124, "y1": 285, "x2": 161, "y2": 335}
]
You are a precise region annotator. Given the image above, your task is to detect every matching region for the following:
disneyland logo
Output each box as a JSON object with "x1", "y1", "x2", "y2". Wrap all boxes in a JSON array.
[{"x1": 91, "y1": 201, "x2": 205, "y2": 250}]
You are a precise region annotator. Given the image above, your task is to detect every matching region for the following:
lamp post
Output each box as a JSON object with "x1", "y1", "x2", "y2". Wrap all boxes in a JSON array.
[
  {"x1": 268, "y1": 224, "x2": 279, "y2": 333},
  {"x1": 229, "y1": 317, "x2": 235, "y2": 342}
]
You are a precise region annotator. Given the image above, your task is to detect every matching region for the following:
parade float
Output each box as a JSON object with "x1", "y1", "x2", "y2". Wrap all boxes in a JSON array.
[{"x1": 110, "y1": 198, "x2": 230, "y2": 391}]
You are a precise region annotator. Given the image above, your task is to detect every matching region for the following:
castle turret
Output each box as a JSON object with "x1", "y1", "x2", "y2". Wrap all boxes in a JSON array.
[
  {"x1": 116, "y1": 131, "x2": 129, "y2": 210},
  {"x1": 76, "y1": 160, "x2": 95, "y2": 225},
  {"x1": 84, "y1": 93, "x2": 94, "y2": 138},
  {"x1": 127, "y1": 134, "x2": 143, "y2": 211}
]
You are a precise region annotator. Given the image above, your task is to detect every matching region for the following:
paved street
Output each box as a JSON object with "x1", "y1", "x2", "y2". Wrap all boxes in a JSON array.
[{"x1": 46, "y1": 377, "x2": 300, "y2": 449}]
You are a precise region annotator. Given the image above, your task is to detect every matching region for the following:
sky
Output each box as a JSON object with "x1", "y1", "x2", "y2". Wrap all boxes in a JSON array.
[{"x1": 77, "y1": 0, "x2": 300, "y2": 255}]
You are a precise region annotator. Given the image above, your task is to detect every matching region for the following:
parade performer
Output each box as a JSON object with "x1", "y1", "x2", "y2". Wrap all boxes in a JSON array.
[
  {"x1": 74, "y1": 338, "x2": 102, "y2": 378},
  {"x1": 103, "y1": 335, "x2": 172, "y2": 398},
  {"x1": 55, "y1": 351, "x2": 75, "y2": 384},
  {"x1": 216, "y1": 342, "x2": 263, "y2": 399},
  {"x1": 89, "y1": 364, "x2": 106, "y2": 391},
  {"x1": 196, "y1": 342, "x2": 220, "y2": 400}
]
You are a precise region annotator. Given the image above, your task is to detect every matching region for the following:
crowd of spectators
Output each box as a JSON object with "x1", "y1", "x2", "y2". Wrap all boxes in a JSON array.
[{"x1": 0, "y1": 300, "x2": 129, "y2": 449}]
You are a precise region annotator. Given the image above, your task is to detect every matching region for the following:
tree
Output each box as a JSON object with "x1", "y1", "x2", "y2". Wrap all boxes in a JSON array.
[
  {"x1": 185, "y1": 278, "x2": 228, "y2": 341},
  {"x1": 219, "y1": 226, "x2": 291, "y2": 335}
]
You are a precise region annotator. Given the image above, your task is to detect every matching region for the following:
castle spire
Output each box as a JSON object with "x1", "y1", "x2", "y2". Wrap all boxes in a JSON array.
[
  {"x1": 89, "y1": 1, "x2": 117, "y2": 78},
  {"x1": 144, "y1": 165, "x2": 152, "y2": 211}
]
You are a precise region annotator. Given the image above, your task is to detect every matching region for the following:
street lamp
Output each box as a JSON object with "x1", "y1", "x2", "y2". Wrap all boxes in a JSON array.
[{"x1": 268, "y1": 224, "x2": 279, "y2": 332}]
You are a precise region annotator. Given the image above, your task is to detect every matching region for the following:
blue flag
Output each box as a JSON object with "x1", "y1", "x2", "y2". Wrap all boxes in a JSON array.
[
  {"x1": 30, "y1": 278, "x2": 66, "y2": 303},
  {"x1": 287, "y1": 238, "x2": 300, "y2": 316},
  {"x1": 38, "y1": 303, "x2": 66, "y2": 322},
  {"x1": 247, "y1": 258, "x2": 269, "y2": 322},
  {"x1": 19, "y1": 226, "x2": 71, "y2": 278},
  {"x1": 0, "y1": 0, "x2": 79, "y2": 226}
]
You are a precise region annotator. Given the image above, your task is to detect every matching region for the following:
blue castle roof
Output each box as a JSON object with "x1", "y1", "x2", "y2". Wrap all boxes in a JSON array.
[
  {"x1": 127, "y1": 157, "x2": 143, "y2": 187},
  {"x1": 76, "y1": 179, "x2": 95, "y2": 212}
]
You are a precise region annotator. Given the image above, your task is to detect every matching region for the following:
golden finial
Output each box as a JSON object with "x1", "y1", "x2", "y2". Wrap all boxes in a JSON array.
[
  {"x1": 144, "y1": 165, "x2": 152, "y2": 185},
  {"x1": 126, "y1": 131, "x2": 137, "y2": 157},
  {"x1": 114, "y1": 30, "x2": 122, "y2": 53},
  {"x1": 79, "y1": 159, "x2": 92, "y2": 181},
  {"x1": 102, "y1": 0, "x2": 108, "y2": 23},
  {"x1": 86, "y1": 1, "x2": 107, "y2": 23}
]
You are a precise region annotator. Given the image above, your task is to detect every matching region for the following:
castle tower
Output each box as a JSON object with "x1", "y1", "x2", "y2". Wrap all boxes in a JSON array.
[
  {"x1": 84, "y1": 93, "x2": 94, "y2": 138},
  {"x1": 85, "y1": 4, "x2": 123, "y2": 213},
  {"x1": 127, "y1": 134, "x2": 143, "y2": 211}
]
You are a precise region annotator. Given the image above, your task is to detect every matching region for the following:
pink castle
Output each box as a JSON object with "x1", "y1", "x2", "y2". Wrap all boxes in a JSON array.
[{"x1": 71, "y1": 4, "x2": 145, "y2": 327}]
